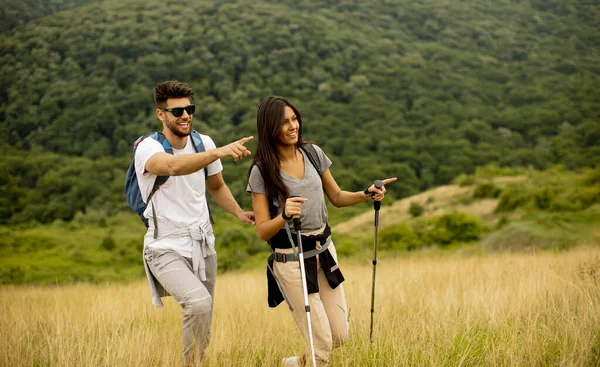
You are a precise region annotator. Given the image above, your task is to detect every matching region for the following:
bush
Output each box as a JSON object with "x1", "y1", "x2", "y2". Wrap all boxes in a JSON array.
[
  {"x1": 217, "y1": 247, "x2": 250, "y2": 272},
  {"x1": 560, "y1": 186, "x2": 600, "y2": 211},
  {"x1": 416, "y1": 212, "x2": 482, "y2": 246},
  {"x1": 481, "y1": 222, "x2": 575, "y2": 252},
  {"x1": 408, "y1": 201, "x2": 425, "y2": 217},
  {"x1": 533, "y1": 187, "x2": 554, "y2": 210},
  {"x1": 496, "y1": 216, "x2": 509, "y2": 229},
  {"x1": 379, "y1": 223, "x2": 424, "y2": 251},
  {"x1": 473, "y1": 182, "x2": 502, "y2": 199},
  {"x1": 495, "y1": 184, "x2": 531, "y2": 212},
  {"x1": 216, "y1": 227, "x2": 268, "y2": 271},
  {"x1": 453, "y1": 174, "x2": 476, "y2": 187},
  {"x1": 101, "y1": 236, "x2": 116, "y2": 251},
  {"x1": 332, "y1": 233, "x2": 367, "y2": 257},
  {"x1": 219, "y1": 227, "x2": 264, "y2": 255}
]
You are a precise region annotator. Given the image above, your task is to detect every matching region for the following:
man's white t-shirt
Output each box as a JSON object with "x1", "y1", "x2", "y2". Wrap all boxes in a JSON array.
[{"x1": 134, "y1": 134, "x2": 223, "y2": 257}]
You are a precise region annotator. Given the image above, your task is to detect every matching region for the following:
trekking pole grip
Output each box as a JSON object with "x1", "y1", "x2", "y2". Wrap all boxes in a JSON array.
[
  {"x1": 373, "y1": 180, "x2": 382, "y2": 211},
  {"x1": 293, "y1": 217, "x2": 301, "y2": 232}
]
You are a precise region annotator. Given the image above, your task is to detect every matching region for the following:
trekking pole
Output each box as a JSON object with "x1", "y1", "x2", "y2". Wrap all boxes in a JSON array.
[
  {"x1": 293, "y1": 217, "x2": 318, "y2": 367},
  {"x1": 369, "y1": 180, "x2": 383, "y2": 344}
]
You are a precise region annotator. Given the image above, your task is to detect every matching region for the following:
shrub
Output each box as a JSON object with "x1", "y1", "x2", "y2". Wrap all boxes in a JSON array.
[
  {"x1": 217, "y1": 247, "x2": 250, "y2": 272},
  {"x1": 481, "y1": 222, "x2": 575, "y2": 252},
  {"x1": 408, "y1": 201, "x2": 425, "y2": 217},
  {"x1": 453, "y1": 174, "x2": 476, "y2": 187},
  {"x1": 582, "y1": 166, "x2": 600, "y2": 186},
  {"x1": 459, "y1": 196, "x2": 474, "y2": 205},
  {"x1": 495, "y1": 184, "x2": 531, "y2": 212},
  {"x1": 379, "y1": 223, "x2": 424, "y2": 251},
  {"x1": 496, "y1": 216, "x2": 509, "y2": 229},
  {"x1": 561, "y1": 186, "x2": 600, "y2": 211},
  {"x1": 533, "y1": 187, "x2": 555, "y2": 210},
  {"x1": 417, "y1": 212, "x2": 482, "y2": 246},
  {"x1": 473, "y1": 182, "x2": 502, "y2": 199},
  {"x1": 101, "y1": 236, "x2": 116, "y2": 251},
  {"x1": 331, "y1": 233, "x2": 366, "y2": 257}
]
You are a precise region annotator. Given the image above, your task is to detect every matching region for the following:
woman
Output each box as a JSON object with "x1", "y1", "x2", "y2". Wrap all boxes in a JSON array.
[{"x1": 247, "y1": 96, "x2": 395, "y2": 367}]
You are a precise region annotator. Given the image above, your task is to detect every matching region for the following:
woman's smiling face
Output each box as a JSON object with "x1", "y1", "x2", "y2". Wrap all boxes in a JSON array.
[{"x1": 276, "y1": 106, "x2": 299, "y2": 146}]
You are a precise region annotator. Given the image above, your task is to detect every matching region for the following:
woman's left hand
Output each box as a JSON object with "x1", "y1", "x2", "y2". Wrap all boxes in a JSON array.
[{"x1": 367, "y1": 177, "x2": 397, "y2": 201}]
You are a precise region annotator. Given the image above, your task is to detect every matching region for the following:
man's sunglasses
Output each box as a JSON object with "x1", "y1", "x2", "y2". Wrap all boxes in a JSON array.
[{"x1": 161, "y1": 104, "x2": 196, "y2": 117}]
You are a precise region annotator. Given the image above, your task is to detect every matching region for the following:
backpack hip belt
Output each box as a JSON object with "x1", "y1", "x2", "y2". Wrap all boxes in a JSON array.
[{"x1": 269, "y1": 236, "x2": 332, "y2": 263}]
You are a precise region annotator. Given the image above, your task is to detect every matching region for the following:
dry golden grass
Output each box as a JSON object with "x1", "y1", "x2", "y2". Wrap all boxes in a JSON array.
[{"x1": 2, "y1": 246, "x2": 599, "y2": 366}]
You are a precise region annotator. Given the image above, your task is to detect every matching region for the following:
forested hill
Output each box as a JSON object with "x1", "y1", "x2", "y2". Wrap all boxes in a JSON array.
[
  {"x1": 1, "y1": 0, "x2": 599, "y2": 225},
  {"x1": 0, "y1": 0, "x2": 97, "y2": 32}
]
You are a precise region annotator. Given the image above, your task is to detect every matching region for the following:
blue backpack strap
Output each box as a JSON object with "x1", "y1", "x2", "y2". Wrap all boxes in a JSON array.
[
  {"x1": 190, "y1": 130, "x2": 207, "y2": 177},
  {"x1": 190, "y1": 130, "x2": 215, "y2": 224},
  {"x1": 143, "y1": 132, "x2": 172, "y2": 239}
]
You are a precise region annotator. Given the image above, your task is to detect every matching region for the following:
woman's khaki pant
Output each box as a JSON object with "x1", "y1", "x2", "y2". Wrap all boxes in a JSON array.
[{"x1": 274, "y1": 241, "x2": 349, "y2": 367}]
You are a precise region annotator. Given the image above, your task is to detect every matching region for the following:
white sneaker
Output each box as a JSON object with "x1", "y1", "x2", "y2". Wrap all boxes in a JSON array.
[{"x1": 281, "y1": 356, "x2": 301, "y2": 367}]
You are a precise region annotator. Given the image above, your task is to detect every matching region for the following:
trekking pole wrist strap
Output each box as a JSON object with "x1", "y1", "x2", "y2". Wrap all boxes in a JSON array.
[{"x1": 281, "y1": 210, "x2": 293, "y2": 221}]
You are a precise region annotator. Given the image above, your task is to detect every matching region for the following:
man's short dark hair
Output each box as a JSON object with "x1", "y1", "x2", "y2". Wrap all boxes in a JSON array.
[{"x1": 154, "y1": 81, "x2": 195, "y2": 108}]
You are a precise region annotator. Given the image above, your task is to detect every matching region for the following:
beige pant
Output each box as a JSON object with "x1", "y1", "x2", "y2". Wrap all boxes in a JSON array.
[{"x1": 274, "y1": 241, "x2": 349, "y2": 367}]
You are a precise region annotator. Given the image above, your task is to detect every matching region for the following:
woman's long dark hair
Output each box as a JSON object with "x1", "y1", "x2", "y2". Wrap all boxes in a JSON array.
[{"x1": 249, "y1": 96, "x2": 305, "y2": 207}]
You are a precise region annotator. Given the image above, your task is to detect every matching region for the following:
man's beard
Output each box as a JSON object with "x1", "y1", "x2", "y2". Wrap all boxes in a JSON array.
[{"x1": 166, "y1": 117, "x2": 192, "y2": 138}]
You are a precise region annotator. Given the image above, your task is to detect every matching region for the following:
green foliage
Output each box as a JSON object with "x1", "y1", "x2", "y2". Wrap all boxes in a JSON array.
[
  {"x1": 0, "y1": 0, "x2": 599, "y2": 224},
  {"x1": 416, "y1": 213, "x2": 482, "y2": 246},
  {"x1": 453, "y1": 174, "x2": 476, "y2": 187},
  {"x1": 0, "y1": 149, "x2": 128, "y2": 224},
  {"x1": 1, "y1": 0, "x2": 599, "y2": 283},
  {"x1": 454, "y1": 164, "x2": 530, "y2": 186},
  {"x1": 481, "y1": 206, "x2": 600, "y2": 252},
  {"x1": 495, "y1": 216, "x2": 509, "y2": 229},
  {"x1": 496, "y1": 184, "x2": 532, "y2": 212},
  {"x1": 0, "y1": 0, "x2": 94, "y2": 32},
  {"x1": 473, "y1": 182, "x2": 502, "y2": 199},
  {"x1": 100, "y1": 236, "x2": 116, "y2": 251},
  {"x1": 408, "y1": 201, "x2": 425, "y2": 217},
  {"x1": 379, "y1": 223, "x2": 423, "y2": 251},
  {"x1": 379, "y1": 212, "x2": 482, "y2": 250},
  {"x1": 216, "y1": 226, "x2": 268, "y2": 271},
  {"x1": 496, "y1": 167, "x2": 600, "y2": 213}
]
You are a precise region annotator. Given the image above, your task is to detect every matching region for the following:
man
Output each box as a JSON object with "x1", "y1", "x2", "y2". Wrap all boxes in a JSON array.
[{"x1": 135, "y1": 80, "x2": 254, "y2": 366}]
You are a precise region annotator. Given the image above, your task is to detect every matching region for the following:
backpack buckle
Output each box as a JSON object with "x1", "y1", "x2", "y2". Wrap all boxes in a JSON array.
[{"x1": 274, "y1": 252, "x2": 287, "y2": 263}]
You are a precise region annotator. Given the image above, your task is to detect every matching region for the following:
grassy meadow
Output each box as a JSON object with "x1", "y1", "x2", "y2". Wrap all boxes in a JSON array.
[{"x1": 2, "y1": 246, "x2": 599, "y2": 366}]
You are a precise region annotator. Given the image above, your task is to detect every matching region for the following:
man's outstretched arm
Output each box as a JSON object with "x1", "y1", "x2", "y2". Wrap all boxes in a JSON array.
[{"x1": 145, "y1": 136, "x2": 253, "y2": 176}]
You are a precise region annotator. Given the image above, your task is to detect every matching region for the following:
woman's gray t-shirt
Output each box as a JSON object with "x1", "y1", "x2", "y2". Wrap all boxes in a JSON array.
[{"x1": 246, "y1": 144, "x2": 332, "y2": 232}]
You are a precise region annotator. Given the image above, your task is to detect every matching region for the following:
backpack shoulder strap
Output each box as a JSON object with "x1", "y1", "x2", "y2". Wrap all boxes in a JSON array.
[
  {"x1": 299, "y1": 143, "x2": 322, "y2": 176},
  {"x1": 130, "y1": 131, "x2": 171, "y2": 238},
  {"x1": 191, "y1": 130, "x2": 206, "y2": 153},
  {"x1": 190, "y1": 130, "x2": 208, "y2": 178},
  {"x1": 190, "y1": 130, "x2": 215, "y2": 224},
  {"x1": 252, "y1": 161, "x2": 279, "y2": 219},
  {"x1": 134, "y1": 132, "x2": 154, "y2": 150},
  {"x1": 155, "y1": 132, "x2": 173, "y2": 155}
]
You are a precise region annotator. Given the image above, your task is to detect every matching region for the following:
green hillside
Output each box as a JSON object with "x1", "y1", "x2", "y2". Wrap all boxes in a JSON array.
[
  {"x1": 2, "y1": 166, "x2": 598, "y2": 285},
  {"x1": 332, "y1": 165, "x2": 600, "y2": 256},
  {"x1": 0, "y1": 0, "x2": 96, "y2": 32},
  {"x1": 1, "y1": 0, "x2": 599, "y2": 225}
]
